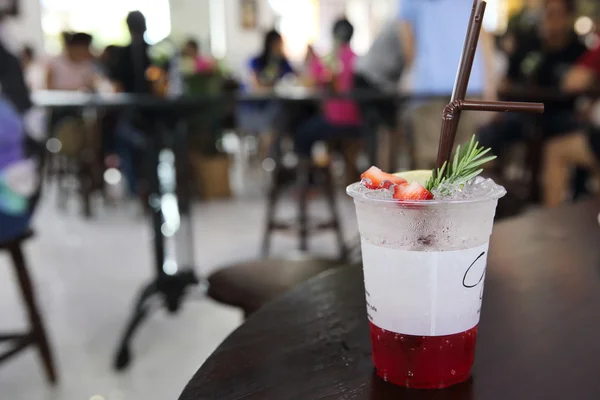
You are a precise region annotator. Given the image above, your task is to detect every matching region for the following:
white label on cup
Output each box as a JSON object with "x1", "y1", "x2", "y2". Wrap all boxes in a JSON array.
[{"x1": 361, "y1": 241, "x2": 489, "y2": 337}]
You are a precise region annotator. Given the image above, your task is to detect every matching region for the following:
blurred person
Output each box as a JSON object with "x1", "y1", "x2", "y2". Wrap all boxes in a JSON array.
[
  {"x1": 353, "y1": 17, "x2": 405, "y2": 133},
  {"x1": 238, "y1": 29, "x2": 295, "y2": 157},
  {"x1": 301, "y1": 44, "x2": 323, "y2": 86},
  {"x1": 181, "y1": 38, "x2": 216, "y2": 74},
  {"x1": 502, "y1": 0, "x2": 543, "y2": 56},
  {"x1": 303, "y1": 45, "x2": 318, "y2": 70},
  {"x1": 96, "y1": 45, "x2": 122, "y2": 170},
  {"x1": 479, "y1": 0, "x2": 586, "y2": 160},
  {"x1": 544, "y1": 42, "x2": 600, "y2": 207},
  {"x1": 106, "y1": 11, "x2": 154, "y2": 197},
  {"x1": 46, "y1": 32, "x2": 95, "y2": 91},
  {"x1": 20, "y1": 45, "x2": 34, "y2": 69},
  {"x1": 46, "y1": 32, "x2": 96, "y2": 158},
  {"x1": 110, "y1": 11, "x2": 152, "y2": 94},
  {"x1": 397, "y1": 0, "x2": 497, "y2": 169},
  {"x1": 0, "y1": 7, "x2": 40, "y2": 242},
  {"x1": 98, "y1": 45, "x2": 120, "y2": 77},
  {"x1": 294, "y1": 18, "x2": 360, "y2": 161},
  {"x1": 20, "y1": 45, "x2": 45, "y2": 90},
  {"x1": 248, "y1": 29, "x2": 294, "y2": 91}
]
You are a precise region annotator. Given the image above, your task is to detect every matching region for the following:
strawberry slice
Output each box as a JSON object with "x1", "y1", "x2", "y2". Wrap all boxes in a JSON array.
[
  {"x1": 393, "y1": 182, "x2": 434, "y2": 201},
  {"x1": 361, "y1": 166, "x2": 407, "y2": 189}
]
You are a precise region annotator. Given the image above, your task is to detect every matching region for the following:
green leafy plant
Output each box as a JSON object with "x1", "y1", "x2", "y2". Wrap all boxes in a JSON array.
[{"x1": 425, "y1": 135, "x2": 496, "y2": 192}]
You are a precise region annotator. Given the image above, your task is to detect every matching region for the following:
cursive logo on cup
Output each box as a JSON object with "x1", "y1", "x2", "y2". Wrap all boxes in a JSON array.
[
  {"x1": 462, "y1": 251, "x2": 486, "y2": 313},
  {"x1": 462, "y1": 252, "x2": 486, "y2": 288}
]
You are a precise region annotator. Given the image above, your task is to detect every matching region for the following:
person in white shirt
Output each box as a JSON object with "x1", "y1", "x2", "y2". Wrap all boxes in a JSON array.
[{"x1": 46, "y1": 32, "x2": 95, "y2": 91}]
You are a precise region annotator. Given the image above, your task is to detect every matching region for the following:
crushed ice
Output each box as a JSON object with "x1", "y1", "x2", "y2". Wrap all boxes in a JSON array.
[
  {"x1": 348, "y1": 176, "x2": 505, "y2": 202},
  {"x1": 431, "y1": 176, "x2": 504, "y2": 201},
  {"x1": 349, "y1": 181, "x2": 395, "y2": 200}
]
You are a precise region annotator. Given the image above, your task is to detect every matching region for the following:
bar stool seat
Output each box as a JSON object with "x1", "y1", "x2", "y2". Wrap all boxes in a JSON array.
[
  {"x1": 0, "y1": 230, "x2": 58, "y2": 383},
  {"x1": 207, "y1": 255, "x2": 344, "y2": 317}
]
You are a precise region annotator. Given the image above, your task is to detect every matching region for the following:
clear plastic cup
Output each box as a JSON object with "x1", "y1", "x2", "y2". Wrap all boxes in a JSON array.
[{"x1": 347, "y1": 181, "x2": 505, "y2": 389}]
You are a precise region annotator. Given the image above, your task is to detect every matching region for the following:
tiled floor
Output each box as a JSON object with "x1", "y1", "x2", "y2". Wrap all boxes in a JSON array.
[{"x1": 0, "y1": 183, "x2": 358, "y2": 399}]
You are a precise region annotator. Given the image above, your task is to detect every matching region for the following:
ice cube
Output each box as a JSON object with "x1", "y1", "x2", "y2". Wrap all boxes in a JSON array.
[
  {"x1": 347, "y1": 182, "x2": 395, "y2": 201},
  {"x1": 432, "y1": 177, "x2": 504, "y2": 201},
  {"x1": 431, "y1": 182, "x2": 463, "y2": 200}
]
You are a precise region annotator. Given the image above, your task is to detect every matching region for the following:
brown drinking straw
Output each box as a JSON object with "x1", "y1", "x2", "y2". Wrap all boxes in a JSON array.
[{"x1": 435, "y1": 0, "x2": 544, "y2": 171}]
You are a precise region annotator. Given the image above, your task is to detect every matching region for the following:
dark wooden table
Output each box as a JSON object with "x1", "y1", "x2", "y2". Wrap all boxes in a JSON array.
[
  {"x1": 179, "y1": 199, "x2": 600, "y2": 399},
  {"x1": 180, "y1": 199, "x2": 600, "y2": 399}
]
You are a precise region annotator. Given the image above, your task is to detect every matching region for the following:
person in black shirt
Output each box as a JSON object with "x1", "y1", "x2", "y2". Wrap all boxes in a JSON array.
[
  {"x1": 107, "y1": 11, "x2": 153, "y2": 196},
  {"x1": 110, "y1": 11, "x2": 152, "y2": 94},
  {"x1": 478, "y1": 0, "x2": 586, "y2": 156},
  {"x1": 501, "y1": 0, "x2": 542, "y2": 56}
]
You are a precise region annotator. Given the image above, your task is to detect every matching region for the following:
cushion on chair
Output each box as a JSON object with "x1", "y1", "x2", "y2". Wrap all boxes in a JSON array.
[{"x1": 207, "y1": 256, "x2": 344, "y2": 316}]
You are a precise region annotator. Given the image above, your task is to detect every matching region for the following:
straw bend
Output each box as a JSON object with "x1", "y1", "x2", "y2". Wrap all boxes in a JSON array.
[
  {"x1": 443, "y1": 100, "x2": 545, "y2": 115},
  {"x1": 436, "y1": 0, "x2": 544, "y2": 171}
]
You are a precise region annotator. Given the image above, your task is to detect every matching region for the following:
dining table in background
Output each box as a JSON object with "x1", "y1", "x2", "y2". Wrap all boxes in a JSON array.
[
  {"x1": 31, "y1": 89, "x2": 409, "y2": 370},
  {"x1": 179, "y1": 199, "x2": 600, "y2": 400}
]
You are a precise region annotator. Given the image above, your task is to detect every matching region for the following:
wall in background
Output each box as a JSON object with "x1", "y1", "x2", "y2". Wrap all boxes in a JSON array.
[
  {"x1": 171, "y1": 0, "x2": 276, "y2": 76},
  {"x1": 3, "y1": 0, "x2": 44, "y2": 54},
  {"x1": 169, "y1": 0, "x2": 210, "y2": 50},
  {"x1": 222, "y1": 0, "x2": 276, "y2": 76}
]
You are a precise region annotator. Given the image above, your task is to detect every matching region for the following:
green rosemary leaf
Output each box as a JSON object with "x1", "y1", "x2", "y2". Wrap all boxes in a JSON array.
[
  {"x1": 467, "y1": 155, "x2": 497, "y2": 169},
  {"x1": 428, "y1": 135, "x2": 496, "y2": 192},
  {"x1": 452, "y1": 144, "x2": 460, "y2": 176}
]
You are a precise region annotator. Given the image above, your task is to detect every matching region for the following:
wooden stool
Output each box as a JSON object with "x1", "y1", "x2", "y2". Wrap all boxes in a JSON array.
[
  {"x1": 262, "y1": 159, "x2": 347, "y2": 261},
  {"x1": 0, "y1": 231, "x2": 58, "y2": 383},
  {"x1": 207, "y1": 255, "x2": 344, "y2": 317}
]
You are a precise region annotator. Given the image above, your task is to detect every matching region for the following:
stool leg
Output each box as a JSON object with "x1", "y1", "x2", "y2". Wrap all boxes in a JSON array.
[
  {"x1": 57, "y1": 156, "x2": 69, "y2": 210},
  {"x1": 261, "y1": 175, "x2": 280, "y2": 257},
  {"x1": 297, "y1": 159, "x2": 310, "y2": 252},
  {"x1": 78, "y1": 157, "x2": 93, "y2": 219},
  {"x1": 10, "y1": 245, "x2": 58, "y2": 384},
  {"x1": 324, "y1": 168, "x2": 347, "y2": 262}
]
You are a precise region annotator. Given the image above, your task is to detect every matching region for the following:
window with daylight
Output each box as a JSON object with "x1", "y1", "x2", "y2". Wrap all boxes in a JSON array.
[
  {"x1": 269, "y1": 0, "x2": 319, "y2": 62},
  {"x1": 41, "y1": 0, "x2": 171, "y2": 53}
]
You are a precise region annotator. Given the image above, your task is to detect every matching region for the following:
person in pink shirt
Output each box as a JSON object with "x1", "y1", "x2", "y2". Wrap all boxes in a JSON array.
[
  {"x1": 294, "y1": 18, "x2": 361, "y2": 158},
  {"x1": 182, "y1": 39, "x2": 217, "y2": 74}
]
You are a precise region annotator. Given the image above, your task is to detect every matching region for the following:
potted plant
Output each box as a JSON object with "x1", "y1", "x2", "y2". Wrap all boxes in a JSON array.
[{"x1": 185, "y1": 68, "x2": 232, "y2": 200}]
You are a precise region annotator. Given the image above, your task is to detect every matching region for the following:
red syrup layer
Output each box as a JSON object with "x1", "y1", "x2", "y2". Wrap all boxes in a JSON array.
[{"x1": 369, "y1": 322, "x2": 478, "y2": 389}]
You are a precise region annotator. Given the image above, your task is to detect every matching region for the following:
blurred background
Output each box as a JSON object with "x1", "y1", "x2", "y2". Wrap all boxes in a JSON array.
[{"x1": 1, "y1": 0, "x2": 600, "y2": 398}]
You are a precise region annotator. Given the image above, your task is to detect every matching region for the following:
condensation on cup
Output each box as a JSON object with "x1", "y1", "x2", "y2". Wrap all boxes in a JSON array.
[{"x1": 347, "y1": 179, "x2": 506, "y2": 389}]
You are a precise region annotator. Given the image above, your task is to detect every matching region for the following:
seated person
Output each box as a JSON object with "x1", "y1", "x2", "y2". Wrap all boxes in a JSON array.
[
  {"x1": 248, "y1": 30, "x2": 294, "y2": 92},
  {"x1": 181, "y1": 39, "x2": 217, "y2": 75},
  {"x1": 46, "y1": 32, "x2": 95, "y2": 92},
  {"x1": 544, "y1": 43, "x2": 600, "y2": 207},
  {"x1": 478, "y1": 0, "x2": 586, "y2": 158},
  {"x1": 353, "y1": 17, "x2": 405, "y2": 134},
  {"x1": 0, "y1": 34, "x2": 38, "y2": 242},
  {"x1": 301, "y1": 44, "x2": 320, "y2": 82},
  {"x1": 237, "y1": 30, "x2": 294, "y2": 155},
  {"x1": 501, "y1": 0, "x2": 542, "y2": 56},
  {"x1": 294, "y1": 19, "x2": 361, "y2": 160},
  {"x1": 46, "y1": 32, "x2": 96, "y2": 154}
]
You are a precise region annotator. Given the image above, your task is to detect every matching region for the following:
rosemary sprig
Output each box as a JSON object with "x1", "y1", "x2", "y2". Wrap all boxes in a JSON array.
[{"x1": 425, "y1": 135, "x2": 496, "y2": 192}]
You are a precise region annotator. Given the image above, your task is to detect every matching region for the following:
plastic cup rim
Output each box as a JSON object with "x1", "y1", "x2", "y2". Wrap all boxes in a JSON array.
[{"x1": 346, "y1": 182, "x2": 507, "y2": 207}]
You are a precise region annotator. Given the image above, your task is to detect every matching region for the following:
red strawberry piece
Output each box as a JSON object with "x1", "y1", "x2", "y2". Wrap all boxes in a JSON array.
[
  {"x1": 393, "y1": 182, "x2": 434, "y2": 201},
  {"x1": 361, "y1": 166, "x2": 407, "y2": 189}
]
